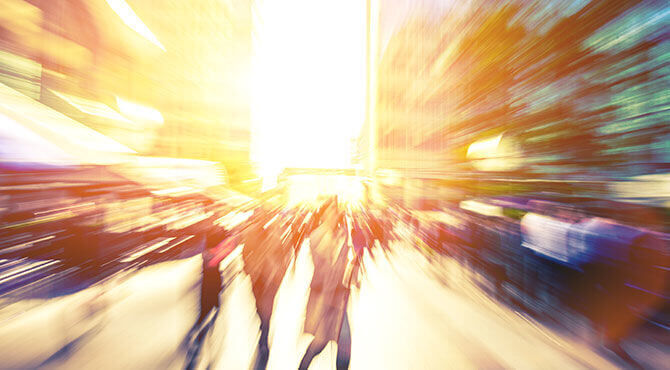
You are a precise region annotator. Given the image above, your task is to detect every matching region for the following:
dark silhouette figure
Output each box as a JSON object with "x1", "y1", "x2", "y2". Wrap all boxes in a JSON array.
[
  {"x1": 184, "y1": 218, "x2": 227, "y2": 370},
  {"x1": 351, "y1": 215, "x2": 369, "y2": 285},
  {"x1": 243, "y1": 210, "x2": 291, "y2": 370},
  {"x1": 299, "y1": 201, "x2": 353, "y2": 370}
]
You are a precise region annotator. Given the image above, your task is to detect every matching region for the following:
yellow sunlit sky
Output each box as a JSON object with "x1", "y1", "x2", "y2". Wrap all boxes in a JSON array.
[{"x1": 250, "y1": 0, "x2": 367, "y2": 189}]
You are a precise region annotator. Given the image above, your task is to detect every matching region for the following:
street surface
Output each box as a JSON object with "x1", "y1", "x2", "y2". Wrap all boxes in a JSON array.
[{"x1": 4, "y1": 239, "x2": 650, "y2": 369}]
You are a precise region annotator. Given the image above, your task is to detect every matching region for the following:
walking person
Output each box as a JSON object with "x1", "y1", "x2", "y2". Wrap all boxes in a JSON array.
[
  {"x1": 184, "y1": 214, "x2": 229, "y2": 369},
  {"x1": 288, "y1": 208, "x2": 310, "y2": 274},
  {"x1": 243, "y1": 209, "x2": 291, "y2": 370},
  {"x1": 368, "y1": 213, "x2": 386, "y2": 256},
  {"x1": 198, "y1": 217, "x2": 229, "y2": 324},
  {"x1": 299, "y1": 199, "x2": 354, "y2": 370},
  {"x1": 350, "y1": 213, "x2": 369, "y2": 286}
]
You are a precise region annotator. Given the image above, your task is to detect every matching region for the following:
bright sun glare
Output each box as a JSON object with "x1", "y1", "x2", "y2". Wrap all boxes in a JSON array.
[{"x1": 251, "y1": 0, "x2": 367, "y2": 191}]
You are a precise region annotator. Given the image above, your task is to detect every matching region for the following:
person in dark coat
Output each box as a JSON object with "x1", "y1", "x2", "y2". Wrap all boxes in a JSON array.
[
  {"x1": 197, "y1": 228, "x2": 225, "y2": 325},
  {"x1": 368, "y1": 213, "x2": 387, "y2": 256},
  {"x1": 184, "y1": 217, "x2": 227, "y2": 370},
  {"x1": 350, "y1": 214, "x2": 369, "y2": 285},
  {"x1": 288, "y1": 208, "x2": 309, "y2": 272},
  {"x1": 243, "y1": 209, "x2": 291, "y2": 370},
  {"x1": 299, "y1": 200, "x2": 353, "y2": 370}
]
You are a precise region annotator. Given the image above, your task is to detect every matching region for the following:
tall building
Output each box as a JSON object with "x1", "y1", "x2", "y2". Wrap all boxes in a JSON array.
[
  {"x1": 368, "y1": 0, "x2": 670, "y2": 205},
  {"x1": 0, "y1": 0, "x2": 257, "y2": 192},
  {"x1": 375, "y1": 15, "x2": 452, "y2": 172}
]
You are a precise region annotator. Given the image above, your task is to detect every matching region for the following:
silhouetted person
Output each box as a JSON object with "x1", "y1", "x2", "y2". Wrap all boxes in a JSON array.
[
  {"x1": 243, "y1": 209, "x2": 290, "y2": 370},
  {"x1": 351, "y1": 215, "x2": 368, "y2": 285},
  {"x1": 299, "y1": 201, "x2": 352, "y2": 370},
  {"x1": 369, "y1": 214, "x2": 386, "y2": 255},
  {"x1": 288, "y1": 209, "x2": 309, "y2": 273},
  {"x1": 184, "y1": 217, "x2": 227, "y2": 370},
  {"x1": 198, "y1": 227, "x2": 225, "y2": 325}
]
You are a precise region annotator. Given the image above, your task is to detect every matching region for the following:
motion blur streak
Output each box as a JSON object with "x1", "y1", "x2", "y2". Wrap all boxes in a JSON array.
[
  {"x1": 0, "y1": 0, "x2": 669, "y2": 369},
  {"x1": 105, "y1": 0, "x2": 166, "y2": 51},
  {"x1": 51, "y1": 89, "x2": 132, "y2": 123},
  {"x1": 115, "y1": 97, "x2": 164, "y2": 126}
]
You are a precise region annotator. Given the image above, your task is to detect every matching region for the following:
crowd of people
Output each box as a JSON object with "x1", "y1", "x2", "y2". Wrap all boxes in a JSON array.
[
  {"x1": 409, "y1": 197, "x2": 668, "y2": 368},
  {"x1": 185, "y1": 196, "x2": 407, "y2": 370},
  {"x1": 182, "y1": 194, "x2": 667, "y2": 369}
]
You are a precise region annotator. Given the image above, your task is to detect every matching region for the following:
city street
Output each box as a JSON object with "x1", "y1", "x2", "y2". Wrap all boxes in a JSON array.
[
  {"x1": 9, "y1": 238, "x2": 635, "y2": 369},
  {"x1": 1, "y1": 0, "x2": 668, "y2": 368}
]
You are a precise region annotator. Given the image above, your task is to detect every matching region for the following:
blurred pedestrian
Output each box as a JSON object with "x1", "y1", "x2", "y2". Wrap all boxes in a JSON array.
[
  {"x1": 351, "y1": 214, "x2": 368, "y2": 285},
  {"x1": 243, "y1": 209, "x2": 291, "y2": 370},
  {"x1": 369, "y1": 213, "x2": 387, "y2": 255},
  {"x1": 197, "y1": 217, "x2": 228, "y2": 325},
  {"x1": 299, "y1": 199, "x2": 353, "y2": 370},
  {"x1": 184, "y1": 217, "x2": 227, "y2": 370}
]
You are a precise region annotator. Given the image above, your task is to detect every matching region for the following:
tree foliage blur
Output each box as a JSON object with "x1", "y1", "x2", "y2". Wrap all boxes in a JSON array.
[{"x1": 377, "y1": 0, "x2": 669, "y2": 177}]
